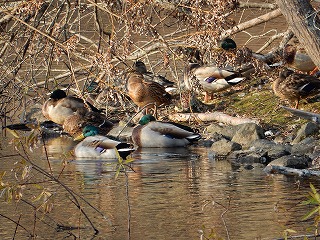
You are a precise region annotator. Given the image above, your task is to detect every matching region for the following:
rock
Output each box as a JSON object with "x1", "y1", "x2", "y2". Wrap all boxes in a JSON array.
[
  {"x1": 227, "y1": 150, "x2": 269, "y2": 165},
  {"x1": 291, "y1": 137, "x2": 318, "y2": 156},
  {"x1": 292, "y1": 122, "x2": 319, "y2": 144},
  {"x1": 231, "y1": 123, "x2": 265, "y2": 148},
  {"x1": 205, "y1": 123, "x2": 238, "y2": 140},
  {"x1": 198, "y1": 139, "x2": 214, "y2": 148},
  {"x1": 267, "y1": 155, "x2": 310, "y2": 169},
  {"x1": 250, "y1": 139, "x2": 291, "y2": 160},
  {"x1": 210, "y1": 138, "x2": 242, "y2": 155},
  {"x1": 243, "y1": 164, "x2": 254, "y2": 170}
]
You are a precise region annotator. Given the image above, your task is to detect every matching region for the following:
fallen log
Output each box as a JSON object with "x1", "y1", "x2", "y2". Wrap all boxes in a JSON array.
[
  {"x1": 281, "y1": 105, "x2": 320, "y2": 124},
  {"x1": 264, "y1": 165, "x2": 320, "y2": 177},
  {"x1": 168, "y1": 112, "x2": 259, "y2": 125}
]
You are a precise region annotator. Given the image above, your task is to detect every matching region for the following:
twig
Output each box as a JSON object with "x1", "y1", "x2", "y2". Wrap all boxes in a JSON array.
[
  {"x1": 12, "y1": 214, "x2": 21, "y2": 240},
  {"x1": 169, "y1": 112, "x2": 259, "y2": 125},
  {"x1": 0, "y1": 213, "x2": 33, "y2": 237},
  {"x1": 220, "y1": 9, "x2": 282, "y2": 39},
  {"x1": 264, "y1": 165, "x2": 320, "y2": 177}
]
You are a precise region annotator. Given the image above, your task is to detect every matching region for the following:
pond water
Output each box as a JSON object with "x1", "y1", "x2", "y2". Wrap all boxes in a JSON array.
[{"x1": 0, "y1": 134, "x2": 319, "y2": 240}]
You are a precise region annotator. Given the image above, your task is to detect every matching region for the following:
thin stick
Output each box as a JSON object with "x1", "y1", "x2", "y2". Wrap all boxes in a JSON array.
[
  {"x1": 0, "y1": 213, "x2": 32, "y2": 237},
  {"x1": 115, "y1": 102, "x2": 158, "y2": 139},
  {"x1": 12, "y1": 214, "x2": 21, "y2": 240}
]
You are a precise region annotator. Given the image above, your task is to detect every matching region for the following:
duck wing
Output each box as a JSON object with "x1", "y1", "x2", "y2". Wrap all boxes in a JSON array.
[
  {"x1": 144, "y1": 81, "x2": 172, "y2": 104},
  {"x1": 286, "y1": 73, "x2": 320, "y2": 97},
  {"x1": 148, "y1": 121, "x2": 200, "y2": 139},
  {"x1": 194, "y1": 66, "x2": 235, "y2": 80}
]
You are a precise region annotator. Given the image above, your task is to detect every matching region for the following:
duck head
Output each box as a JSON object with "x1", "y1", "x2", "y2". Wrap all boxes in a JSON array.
[
  {"x1": 218, "y1": 38, "x2": 237, "y2": 50},
  {"x1": 134, "y1": 60, "x2": 148, "y2": 74},
  {"x1": 50, "y1": 89, "x2": 67, "y2": 100},
  {"x1": 138, "y1": 114, "x2": 156, "y2": 125},
  {"x1": 74, "y1": 125, "x2": 99, "y2": 140}
]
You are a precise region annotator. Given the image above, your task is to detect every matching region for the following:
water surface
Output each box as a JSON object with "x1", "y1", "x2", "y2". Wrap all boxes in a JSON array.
[{"x1": 0, "y1": 135, "x2": 318, "y2": 240}]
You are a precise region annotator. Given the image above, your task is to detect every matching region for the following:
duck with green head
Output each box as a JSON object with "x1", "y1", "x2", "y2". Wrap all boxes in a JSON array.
[
  {"x1": 132, "y1": 114, "x2": 201, "y2": 148},
  {"x1": 42, "y1": 89, "x2": 88, "y2": 125},
  {"x1": 74, "y1": 125, "x2": 135, "y2": 159}
]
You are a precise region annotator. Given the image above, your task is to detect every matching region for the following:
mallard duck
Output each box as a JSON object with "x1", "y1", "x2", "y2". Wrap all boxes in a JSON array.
[
  {"x1": 42, "y1": 89, "x2": 88, "y2": 125},
  {"x1": 283, "y1": 37, "x2": 318, "y2": 74},
  {"x1": 133, "y1": 60, "x2": 175, "y2": 88},
  {"x1": 74, "y1": 125, "x2": 135, "y2": 159},
  {"x1": 273, "y1": 68, "x2": 320, "y2": 108},
  {"x1": 125, "y1": 70, "x2": 172, "y2": 110},
  {"x1": 184, "y1": 63, "x2": 253, "y2": 102},
  {"x1": 132, "y1": 114, "x2": 201, "y2": 148},
  {"x1": 63, "y1": 111, "x2": 114, "y2": 136}
]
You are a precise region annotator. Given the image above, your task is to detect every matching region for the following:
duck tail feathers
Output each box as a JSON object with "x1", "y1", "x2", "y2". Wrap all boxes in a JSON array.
[
  {"x1": 226, "y1": 77, "x2": 245, "y2": 85},
  {"x1": 116, "y1": 143, "x2": 135, "y2": 159},
  {"x1": 186, "y1": 134, "x2": 201, "y2": 142},
  {"x1": 116, "y1": 142, "x2": 135, "y2": 151}
]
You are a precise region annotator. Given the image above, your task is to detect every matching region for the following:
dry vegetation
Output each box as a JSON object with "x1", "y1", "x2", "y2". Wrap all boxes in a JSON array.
[{"x1": 0, "y1": 0, "x2": 319, "y2": 131}]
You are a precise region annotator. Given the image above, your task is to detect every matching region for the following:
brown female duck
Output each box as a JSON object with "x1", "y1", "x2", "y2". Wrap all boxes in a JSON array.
[
  {"x1": 283, "y1": 37, "x2": 318, "y2": 74},
  {"x1": 273, "y1": 68, "x2": 320, "y2": 108},
  {"x1": 133, "y1": 60, "x2": 175, "y2": 88},
  {"x1": 125, "y1": 70, "x2": 172, "y2": 111}
]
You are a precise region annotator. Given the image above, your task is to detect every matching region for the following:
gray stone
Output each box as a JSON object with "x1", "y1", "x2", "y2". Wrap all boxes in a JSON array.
[
  {"x1": 250, "y1": 139, "x2": 291, "y2": 160},
  {"x1": 205, "y1": 123, "x2": 238, "y2": 140},
  {"x1": 231, "y1": 123, "x2": 265, "y2": 148},
  {"x1": 267, "y1": 155, "x2": 310, "y2": 169},
  {"x1": 210, "y1": 138, "x2": 242, "y2": 155},
  {"x1": 227, "y1": 150, "x2": 269, "y2": 165},
  {"x1": 292, "y1": 122, "x2": 319, "y2": 144},
  {"x1": 291, "y1": 137, "x2": 318, "y2": 156}
]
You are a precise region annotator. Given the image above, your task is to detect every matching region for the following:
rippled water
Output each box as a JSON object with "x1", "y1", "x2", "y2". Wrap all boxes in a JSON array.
[{"x1": 1, "y1": 135, "x2": 319, "y2": 240}]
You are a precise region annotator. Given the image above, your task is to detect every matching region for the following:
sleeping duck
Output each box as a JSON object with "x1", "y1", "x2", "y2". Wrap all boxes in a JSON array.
[
  {"x1": 42, "y1": 89, "x2": 88, "y2": 125},
  {"x1": 74, "y1": 125, "x2": 135, "y2": 159},
  {"x1": 132, "y1": 114, "x2": 201, "y2": 148},
  {"x1": 63, "y1": 111, "x2": 114, "y2": 137}
]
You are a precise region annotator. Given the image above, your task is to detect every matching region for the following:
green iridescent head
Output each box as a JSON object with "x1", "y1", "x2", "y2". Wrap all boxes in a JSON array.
[
  {"x1": 138, "y1": 114, "x2": 156, "y2": 125},
  {"x1": 219, "y1": 38, "x2": 237, "y2": 50},
  {"x1": 82, "y1": 125, "x2": 99, "y2": 137},
  {"x1": 50, "y1": 89, "x2": 67, "y2": 100}
]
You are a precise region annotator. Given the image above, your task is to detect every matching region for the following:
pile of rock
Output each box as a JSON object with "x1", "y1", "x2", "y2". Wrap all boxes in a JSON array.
[{"x1": 204, "y1": 122, "x2": 320, "y2": 171}]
